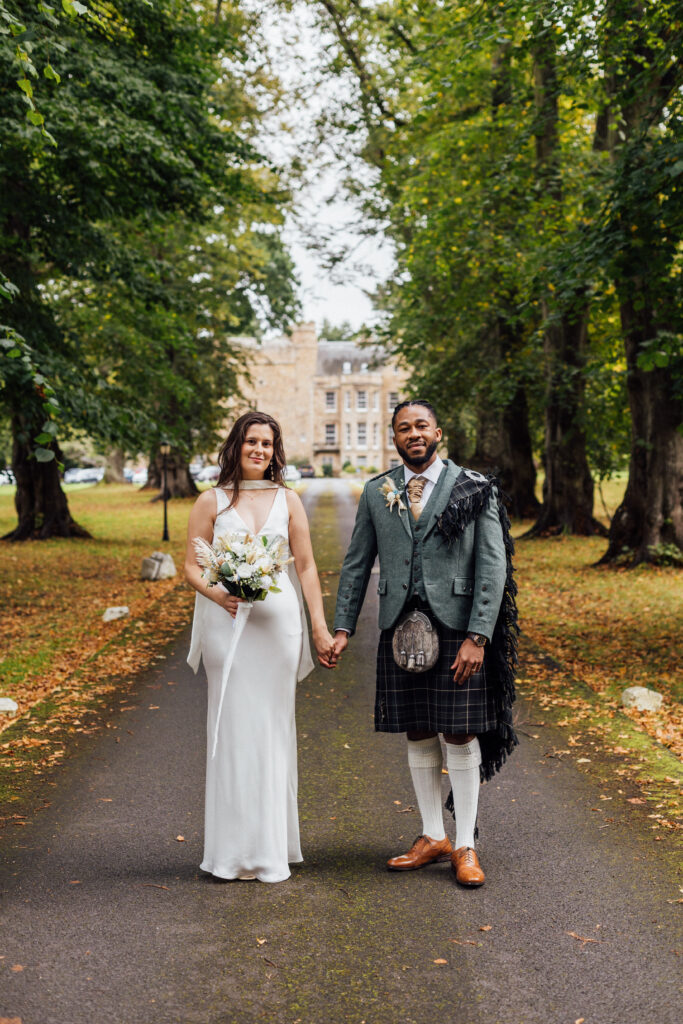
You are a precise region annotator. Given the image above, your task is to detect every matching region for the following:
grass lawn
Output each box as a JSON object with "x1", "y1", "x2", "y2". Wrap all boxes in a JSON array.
[{"x1": 0, "y1": 483, "x2": 195, "y2": 721}]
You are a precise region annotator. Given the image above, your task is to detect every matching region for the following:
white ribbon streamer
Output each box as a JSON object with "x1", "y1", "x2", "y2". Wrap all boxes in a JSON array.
[{"x1": 211, "y1": 600, "x2": 252, "y2": 759}]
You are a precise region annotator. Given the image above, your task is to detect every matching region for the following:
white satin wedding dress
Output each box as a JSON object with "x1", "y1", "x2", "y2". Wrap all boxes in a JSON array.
[{"x1": 187, "y1": 482, "x2": 314, "y2": 883}]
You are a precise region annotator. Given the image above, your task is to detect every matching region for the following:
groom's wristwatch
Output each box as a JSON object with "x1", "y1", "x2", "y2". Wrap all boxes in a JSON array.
[{"x1": 467, "y1": 632, "x2": 487, "y2": 647}]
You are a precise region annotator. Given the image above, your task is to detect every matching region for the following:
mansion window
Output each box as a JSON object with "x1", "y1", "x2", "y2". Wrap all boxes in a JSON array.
[
  {"x1": 342, "y1": 361, "x2": 352, "y2": 374},
  {"x1": 357, "y1": 422, "x2": 367, "y2": 448},
  {"x1": 388, "y1": 391, "x2": 399, "y2": 410},
  {"x1": 373, "y1": 423, "x2": 379, "y2": 449},
  {"x1": 345, "y1": 423, "x2": 352, "y2": 448},
  {"x1": 325, "y1": 390, "x2": 336, "y2": 410},
  {"x1": 357, "y1": 455, "x2": 367, "y2": 468},
  {"x1": 389, "y1": 458, "x2": 401, "y2": 470},
  {"x1": 373, "y1": 391, "x2": 379, "y2": 411},
  {"x1": 345, "y1": 391, "x2": 352, "y2": 411},
  {"x1": 357, "y1": 390, "x2": 368, "y2": 411},
  {"x1": 387, "y1": 426, "x2": 394, "y2": 446},
  {"x1": 325, "y1": 423, "x2": 337, "y2": 445}
]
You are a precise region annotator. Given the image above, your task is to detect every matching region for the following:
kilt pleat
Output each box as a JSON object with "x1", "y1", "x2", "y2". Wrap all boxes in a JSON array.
[{"x1": 375, "y1": 607, "x2": 497, "y2": 734}]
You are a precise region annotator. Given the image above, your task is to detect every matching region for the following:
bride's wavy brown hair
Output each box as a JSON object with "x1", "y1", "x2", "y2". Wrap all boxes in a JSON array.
[{"x1": 215, "y1": 411, "x2": 287, "y2": 510}]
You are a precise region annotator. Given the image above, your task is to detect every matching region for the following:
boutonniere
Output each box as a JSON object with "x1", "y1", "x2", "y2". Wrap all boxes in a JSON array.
[{"x1": 380, "y1": 478, "x2": 407, "y2": 515}]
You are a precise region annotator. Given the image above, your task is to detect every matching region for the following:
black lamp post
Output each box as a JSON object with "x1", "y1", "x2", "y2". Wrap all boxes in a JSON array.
[{"x1": 160, "y1": 441, "x2": 171, "y2": 542}]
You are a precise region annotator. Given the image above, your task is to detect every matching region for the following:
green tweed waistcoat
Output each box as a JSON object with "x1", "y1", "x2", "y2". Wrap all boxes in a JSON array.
[{"x1": 334, "y1": 460, "x2": 506, "y2": 639}]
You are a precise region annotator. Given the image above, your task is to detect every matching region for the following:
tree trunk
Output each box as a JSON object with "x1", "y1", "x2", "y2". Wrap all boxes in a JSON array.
[
  {"x1": 600, "y1": 297, "x2": 683, "y2": 563},
  {"x1": 3, "y1": 424, "x2": 91, "y2": 541},
  {"x1": 103, "y1": 449, "x2": 125, "y2": 484},
  {"x1": 526, "y1": 312, "x2": 606, "y2": 536},
  {"x1": 470, "y1": 388, "x2": 541, "y2": 519},
  {"x1": 143, "y1": 449, "x2": 199, "y2": 499},
  {"x1": 526, "y1": 29, "x2": 605, "y2": 537}
]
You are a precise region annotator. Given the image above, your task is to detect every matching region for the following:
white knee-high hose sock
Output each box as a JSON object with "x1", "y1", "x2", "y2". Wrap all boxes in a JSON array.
[
  {"x1": 407, "y1": 736, "x2": 446, "y2": 841},
  {"x1": 446, "y1": 738, "x2": 482, "y2": 850}
]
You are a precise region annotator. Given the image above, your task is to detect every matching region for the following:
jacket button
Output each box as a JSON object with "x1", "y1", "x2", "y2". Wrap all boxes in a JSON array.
[
  {"x1": 482, "y1": 584, "x2": 488, "y2": 592},
  {"x1": 402, "y1": 583, "x2": 408, "y2": 590},
  {"x1": 405, "y1": 559, "x2": 410, "y2": 565}
]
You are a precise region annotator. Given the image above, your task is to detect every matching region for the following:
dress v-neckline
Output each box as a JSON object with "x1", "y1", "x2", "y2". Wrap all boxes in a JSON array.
[{"x1": 226, "y1": 486, "x2": 281, "y2": 536}]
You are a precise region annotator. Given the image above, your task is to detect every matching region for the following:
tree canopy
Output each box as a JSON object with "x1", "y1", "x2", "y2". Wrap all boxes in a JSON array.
[
  {"x1": 306, "y1": 0, "x2": 683, "y2": 562},
  {"x1": 0, "y1": 0, "x2": 299, "y2": 536}
]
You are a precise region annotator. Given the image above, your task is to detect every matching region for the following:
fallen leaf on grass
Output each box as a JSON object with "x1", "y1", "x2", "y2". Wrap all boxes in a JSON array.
[
  {"x1": 479, "y1": 925, "x2": 492, "y2": 932},
  {"x1": 263, "y1": 957, "x2": 278, "y2": 968},
  {"x1": 396, "y1": 805, "x2": 415, "y2": 813},
  {"x1": 566, "y1": 931, "x2": 602, "y2": 947},
  {"x1": 0, "y1": 1016, "x2": 23, "y2": 1023},
  {"x1": 141, "y1": 884, "x2": 169, "y2": 891},
  {"x1": 627, "y1": 797, "x2": 645, "y2": 805},
  {"x1": 70, "y1": 880, "x2": 81, "y2": 885},
  {"x1": 256, "y1": 938, "x2": 267, "y2": 946},
  {"x1": 575, "y1": 1018, "x2": 586, "y2": 1023},
  {"x1": 393, "y1": 800, "x2": 401, "y2": 805},
  {"x1": 449, "y1": 939, "x2": 482, "y2": 947},
  {"x1": 433, "y1": 958, "x2": 448, "y2": 965},
  {"x1": 10, "y1": 965, "x2": 24, "y2": 972},
  {"x1": 176, "y1": 835, "x2": 185, "y2": 842}
]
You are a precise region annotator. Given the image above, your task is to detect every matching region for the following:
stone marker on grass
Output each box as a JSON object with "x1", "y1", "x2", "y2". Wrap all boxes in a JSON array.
[
  {"x1": 621, "y1": 686, "x2": 664, "y2": 712},
  {"x1": 0, "y1": 697, "x2": 18, "y2": 715},
  {"x1": 141, "y1": 551, "x2": 177, "y2": 581},
  {"x1": 102, "y1": 606, "x2": 130, "y2": 623}
]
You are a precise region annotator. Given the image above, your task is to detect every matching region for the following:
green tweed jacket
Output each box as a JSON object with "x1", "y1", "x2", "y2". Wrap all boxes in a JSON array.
[{"x1": 334, "y1": 460, "x2": 506, "y2": 639}]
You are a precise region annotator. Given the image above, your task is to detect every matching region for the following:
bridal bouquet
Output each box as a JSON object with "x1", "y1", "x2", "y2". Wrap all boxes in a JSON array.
[{"x1": 193, "y1": 532, "x2": 293, "y2": 602}]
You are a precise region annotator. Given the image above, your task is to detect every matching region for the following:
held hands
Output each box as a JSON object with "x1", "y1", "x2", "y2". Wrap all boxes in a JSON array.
[
  {"x1": 313, "y1": 625, "x2": 337, "y2": 669},
  {"x1": 451, "y1": 638, "x2": 484, "y2": 685},
  {"x1": 329, "y1": 630, "x2": 348, "y2": 667}
]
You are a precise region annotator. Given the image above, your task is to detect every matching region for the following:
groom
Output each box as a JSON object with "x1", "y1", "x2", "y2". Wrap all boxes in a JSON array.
[{"x1": 332, "y1": 400, "x2": 518, "y2": 887}]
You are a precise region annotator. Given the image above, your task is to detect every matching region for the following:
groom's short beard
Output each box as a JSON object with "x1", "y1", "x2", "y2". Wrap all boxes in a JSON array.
[{"x1": 395, "y1": 438, "x2": 438, "y2": 470}]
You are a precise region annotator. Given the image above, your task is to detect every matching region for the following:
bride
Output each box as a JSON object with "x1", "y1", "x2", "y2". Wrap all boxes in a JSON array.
[{"x1": 184, "y1": 411, "x2": 335, "y2": 883}]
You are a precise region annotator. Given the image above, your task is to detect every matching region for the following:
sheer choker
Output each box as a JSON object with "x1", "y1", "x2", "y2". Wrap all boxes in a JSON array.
[{"x1": 239, "y1": 479, "x2": 279, "y2": 489}]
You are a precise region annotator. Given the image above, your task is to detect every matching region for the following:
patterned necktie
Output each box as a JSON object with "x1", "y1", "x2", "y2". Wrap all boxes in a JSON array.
[{"x1": 406, "y1": 475, "x2": 427, "y2": 520}]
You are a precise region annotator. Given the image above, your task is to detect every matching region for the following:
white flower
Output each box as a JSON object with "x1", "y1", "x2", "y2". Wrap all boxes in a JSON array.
[
  {"x1": 236, "y1": 563, "x2": 254, "y2": 579},
  {"x1": 260, "y1": 574, "x2": 273, "y2": 590}
]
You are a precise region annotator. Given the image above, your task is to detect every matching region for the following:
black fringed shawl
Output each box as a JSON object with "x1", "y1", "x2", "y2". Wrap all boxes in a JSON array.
[{"x1": 438, "y1": 469, "x2": 520, "y2": 808}]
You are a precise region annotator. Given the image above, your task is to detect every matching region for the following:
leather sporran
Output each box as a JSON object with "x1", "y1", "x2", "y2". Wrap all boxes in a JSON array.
[{"x1": 391, "y1": 610, "x2": 439, "y2": 673}]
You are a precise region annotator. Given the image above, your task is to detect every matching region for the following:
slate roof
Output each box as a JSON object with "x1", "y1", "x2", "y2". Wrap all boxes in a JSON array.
[{"x1": 315, "y1": 340, "x2": 386, "y2": 376}]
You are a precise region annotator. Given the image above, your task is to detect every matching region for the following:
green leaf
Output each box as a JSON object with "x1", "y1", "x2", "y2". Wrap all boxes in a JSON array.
[
  {"x1": 26, "y1": 110, "x2": 45, "y2": 126},
  {"x1": 35, "y1": 447, "x2": 55, "y2": 462},
  {"x1": 43, "y1": 63, "x2": 61, "y2": 83},
  {"x1": 6, "y1": 348, "x2": 21, "y2": 358},
  {"x1": 17, "y1": 77, "x2": 33, "y2": 98},
  {"x1": 34, "y1": 432, "x2": 54, "y2": 445}
]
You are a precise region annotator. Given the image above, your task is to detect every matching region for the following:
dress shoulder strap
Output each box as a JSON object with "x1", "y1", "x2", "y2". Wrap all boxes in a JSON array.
[{"x1": 214, "y1": 486, "x2": 230, "y2": 515}]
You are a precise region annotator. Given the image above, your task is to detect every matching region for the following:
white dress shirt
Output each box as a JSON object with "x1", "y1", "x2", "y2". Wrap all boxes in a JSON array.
[{"x1": 404, "y1": 457, "x2": 444, "y2": 508}]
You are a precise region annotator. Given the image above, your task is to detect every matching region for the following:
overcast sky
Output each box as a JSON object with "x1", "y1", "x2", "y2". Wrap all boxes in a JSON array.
[{"x1": 255, "y1": 1, "x2": 394, "y2": 333}]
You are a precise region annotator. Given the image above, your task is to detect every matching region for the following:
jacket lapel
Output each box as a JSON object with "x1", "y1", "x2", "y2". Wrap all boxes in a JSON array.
[
  {"x1": 421, "y1": 460, "x2": 459, "y2": 539},
  {"x1": 393, "y1": 466, "x2": 413, "y2": 538}
]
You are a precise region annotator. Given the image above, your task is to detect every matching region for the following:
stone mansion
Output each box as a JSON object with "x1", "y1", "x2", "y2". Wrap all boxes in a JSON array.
[{"x1": 232, "y1": 322, "x2": 410, "y2": 474}]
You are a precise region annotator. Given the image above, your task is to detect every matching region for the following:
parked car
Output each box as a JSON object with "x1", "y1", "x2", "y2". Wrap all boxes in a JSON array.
[
  {"x1": 0, "y1": 468, "x2": 15, "y2": 485},
  {"x1": 131, "y1": 467, "x2": 148, "y2": 485},
  {"x1": 283, "y1": 465, "x2": 301, "y2": 482},
  {"x1": 64, "y1": 466, "x2": 104, "y2": 484},
  {"x1": 298, "y1": 463, "x2": 315, "y2": 478},
  {"x1": 189, "y1": 460, "x2": 205, "y2": 480},
  {"x1": 196, "y1": 464, "x2": 220, "y2": 482}
]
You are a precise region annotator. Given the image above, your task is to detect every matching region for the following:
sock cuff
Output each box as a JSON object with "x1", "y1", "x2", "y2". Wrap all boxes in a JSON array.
[
  {"x1": 446, "y1": 737, "x2": 482, "y2": 771},
  {"x1": 407, "y1": 736, "x2": 443, "y2": 769}
]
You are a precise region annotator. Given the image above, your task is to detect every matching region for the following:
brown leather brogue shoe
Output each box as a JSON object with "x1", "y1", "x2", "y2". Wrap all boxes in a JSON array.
[
  {"x1": 387, "y1": 834, "x2": 453, "y2": 871},
  {"x1": 451, "y1": 846, "x2": 485, "y2": 887}
]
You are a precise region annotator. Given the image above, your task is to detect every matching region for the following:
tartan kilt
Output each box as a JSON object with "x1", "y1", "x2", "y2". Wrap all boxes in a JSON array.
[{"x1": 375, "y1": 605, "x2": 497, "y2": 735}]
